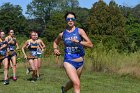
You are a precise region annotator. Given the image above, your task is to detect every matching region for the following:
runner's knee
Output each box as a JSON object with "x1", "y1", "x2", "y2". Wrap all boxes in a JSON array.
[{"x1": 73, "y1": 80, "x2": 80, "y2": 89}]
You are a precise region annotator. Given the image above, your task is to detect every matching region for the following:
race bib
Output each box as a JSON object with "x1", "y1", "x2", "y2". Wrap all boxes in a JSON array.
[
  {"x1": 37, "y1": 48, "x2": 42, "y2": 54},
  {"x1": 66, "y1": 47, "x2": 79, "y2": 54},
  {"x1": 31, "y1": 51, "x2": 37, "y2": 56}
]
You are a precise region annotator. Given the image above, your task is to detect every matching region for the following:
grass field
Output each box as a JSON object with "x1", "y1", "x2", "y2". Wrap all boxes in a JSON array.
[{"x1": 0, "y1": 57, "x2": 140, "y2": 93}]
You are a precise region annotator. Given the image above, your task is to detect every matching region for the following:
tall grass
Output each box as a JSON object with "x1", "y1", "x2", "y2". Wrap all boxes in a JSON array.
[
  {"x1": 85, "y1": 42, "x2": 140, "y2": 78},
  {"x1": 1, "y1": 60, "x2": 140, "y2": 93},
  {"x1": 16, "y1": 36, "x2": 140, "y2": 78}
]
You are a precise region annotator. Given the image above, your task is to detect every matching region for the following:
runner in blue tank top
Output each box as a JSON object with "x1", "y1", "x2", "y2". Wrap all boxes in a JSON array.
[
  {"x1": 53, "y1": 12, "x2": 93, "y2": 93},
  {"x1": 5, "y1": 29, "x2": 19, "y2": 81},
  {"x1": 22, "y1": 31, "x2": 39, "y2": 82},
  {"x1": 0, "y1": 31, "x2": 9, "y2": 85}
]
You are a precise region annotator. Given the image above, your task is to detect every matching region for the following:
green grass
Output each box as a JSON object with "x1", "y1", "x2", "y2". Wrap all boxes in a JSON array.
[{"x1": 0, "y1": 57, "x2": 140, "y2": 93}]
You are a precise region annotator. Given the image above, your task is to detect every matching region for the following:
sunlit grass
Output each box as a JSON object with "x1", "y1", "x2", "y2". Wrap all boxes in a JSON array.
[{"x1": 0, "y1": 57, "x2": 140, "y2": 93}]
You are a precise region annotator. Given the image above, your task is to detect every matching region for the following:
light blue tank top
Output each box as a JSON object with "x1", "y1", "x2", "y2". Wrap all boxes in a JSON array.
[
  {"x1": 8, "y1": 38, "x2": 16, "y2": 51},
  {"x1": 62, "y1": 27, "x2": 85, "y2": 59},
  {"x1": 0, "y1": 40, "x2": 8, "y2": 56},
  {"x1": 28, "y1": 41, "x2": 38, "y2": 56}
]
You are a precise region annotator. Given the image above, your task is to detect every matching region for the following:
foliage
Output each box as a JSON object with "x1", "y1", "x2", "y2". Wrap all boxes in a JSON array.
[
  {"x1": 132, "y1": 4, "x2": 140, "y2": 21},
  {"x1": 1, "y1": 62, "x2": 140, "y2": 93},
  {"x1": 43, "y1": 12, "x2": 66, "y2": 42},
  {"x1": 26, "y1": 0, "x2": 79, "y2": 27},
  {"x1": 119, "y1": 5, "x2": 140, "y2": 52},
  {"x1": 0, "y1": 3, "x2": 27, "y2": 34},
  {"x1": 87, "y1": 0, "x2": 133, "y2": 52}
]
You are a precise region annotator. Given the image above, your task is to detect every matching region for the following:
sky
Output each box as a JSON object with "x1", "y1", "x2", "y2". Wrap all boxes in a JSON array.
[{"x1": 0, "y1": 0, "x2": 140, "y2": 16}]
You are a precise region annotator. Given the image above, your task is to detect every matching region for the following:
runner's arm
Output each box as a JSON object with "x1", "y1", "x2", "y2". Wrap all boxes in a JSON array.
[
  {"x1": 53, "y1": 32, "x2": 63, "y2": 55},
  {"x1": 22, "y1": 41, "x2": 28, "y2": 59},
  {"x1": 78, "y1": 28, "x2": 93, "y2": 48}
]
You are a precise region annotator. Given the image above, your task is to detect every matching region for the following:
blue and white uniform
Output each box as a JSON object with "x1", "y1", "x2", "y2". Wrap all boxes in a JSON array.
[
  {"x1": 27, "y1": 40, "x2": 38, "y2": 59},
  {"x1": 7, "y1": 37, "x2": 17, "y2": 58},
  {"x1": 62, "y1": 27, "x2": 85, "y2": 69},
  {"x1": 0, "y1": 39, "x2": 8, "y2": 61},
  {"x1": 37, "y1": 47, "x2": 42, "y2": 58}
]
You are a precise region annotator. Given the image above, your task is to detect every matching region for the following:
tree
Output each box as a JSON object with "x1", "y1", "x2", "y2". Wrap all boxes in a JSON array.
[
  {"x1": 119, "y1": 4, "x2": 140, "y2": 52},
  {"x1": 0, "y1": 3, "x2": 27, "y2": 34},
  {"x1": 73, "y1": 8, "x2": 90, "y2": 31},
  {"x1": 26, "y1": 0, "x2": 80, "y2": 40},
  {"x1": 108, "y1": 0, "x2": 125, "y2": 36},
  {"x1": 27, "y1": 0, "x2": 58, "y2": 26},
  {"x1": 60, "y1": 0, "x2": 79, "y2": 11},
  {"x1": 42, "y1": 11, "x2": 65, "y2": 42},
  {"x1": 132, "y1": 4, "x2": 140, "y2": 22},
  {"x1": 26, "y1": 0, "x2": 79, "y2": 29},
  {"x1": 88, "y1": 0, "x2": 109, "y2": 35},
  {"x1": 88, "y1": 0, "x2": 126, "y2": 51}
]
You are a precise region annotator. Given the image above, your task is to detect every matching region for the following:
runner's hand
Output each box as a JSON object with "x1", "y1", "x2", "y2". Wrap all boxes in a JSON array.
[
  {"x1": 71, "y1": 38, "x2": 79, "y2": 43},
  {"x1": 24, "y1": 55, "x2": 27, "y2": 59},
  {"x1": 54, "y1": 48, "x2": 61, "y2": 56}
]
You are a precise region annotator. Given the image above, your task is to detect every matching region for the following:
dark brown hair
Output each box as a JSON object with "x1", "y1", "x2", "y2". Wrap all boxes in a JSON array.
[
  {"x1": 8, "y1": 29, "x2": 14, "y2": 34},
  {"x1": 64, "y1": 12, "x2": 77, "y2": 20}
]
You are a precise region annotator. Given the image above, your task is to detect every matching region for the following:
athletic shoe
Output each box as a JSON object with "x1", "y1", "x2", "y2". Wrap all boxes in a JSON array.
[
  {"x1": 3, "y1": 80, "x2": 9, "y2": 85},
  {"x1": 13, "y1": 76, "x2": 17, "y2": 81},
  {"x1": 31, "y1": 79, "x2": 35, "y2": 82},
  {"x1": 61, "y1": 86, "x2": 65, "y2": 93},
  {"x1": 31, "y1": 77, "x2": 37, "y2": 82},
  {"x1": 37, "y1": 76, "x2": 40, "y2": 80}
]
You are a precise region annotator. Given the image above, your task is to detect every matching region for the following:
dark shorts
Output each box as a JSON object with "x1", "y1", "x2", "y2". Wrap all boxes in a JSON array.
[
  {"x1": 0, "y1": 56, "x2": 8, "y2": 62},
  {"x1": 37, "y1": 54, "x2": 42, "y2": 58},
  {"x1": 27, "y1": 57, "x2": 38, "y2": 60},
  {"x1": 64, "y1": 59, "x2": 84, "y2": 69},
  {"x1": 8, "y1": 51, "x2": 17, "y2": 59},
  {"x1": 27, "y1": 54, "x2": 38, "y2": 59}
]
